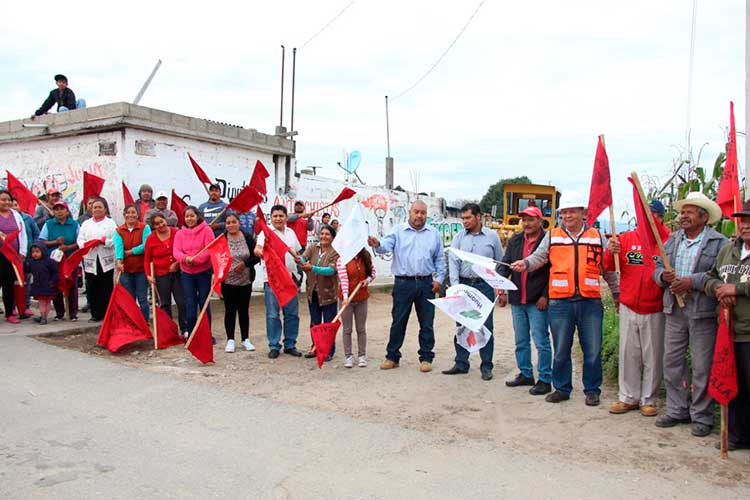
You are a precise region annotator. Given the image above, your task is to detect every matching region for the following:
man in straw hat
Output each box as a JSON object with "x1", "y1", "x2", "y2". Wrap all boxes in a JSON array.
[
  {"x1": 511, "y1": 192, "x2": 619, "y2": 406},
  {"x1": 653, "y1": 191, "x2": 727, "y2": 437}
]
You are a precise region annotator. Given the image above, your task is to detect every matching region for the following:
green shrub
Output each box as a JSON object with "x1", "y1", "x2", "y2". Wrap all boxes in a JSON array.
[{"x1": 601, "y1": 293, "x2": 619, "y2": 383}]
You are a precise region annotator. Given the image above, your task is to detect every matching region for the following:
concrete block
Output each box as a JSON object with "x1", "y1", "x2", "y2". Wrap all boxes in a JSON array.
[
  {"x1": 0, "y1": 121, "x2": 12, "y2": 134},
  {"x1": 171, "y1": 113, "x2": 190, "y2": 129},
  {"x1": 189, "y1": 117, "x2": 208, "y2": 132},
  {"x1": 150, "y1": 109, "x2": 172, "y2": 125},
  {"x1": 237, "y1": 128, "x2": 254, "y2": 143},
  {"x1": 207, "y1": 121, "x2": 224, "y2": 135},
  {"x1": 84, "y1": 104, "x2": 120, "y2": 121},
  {"x1": 129, "y1": 105, "x2": 152, "y2": 120}
]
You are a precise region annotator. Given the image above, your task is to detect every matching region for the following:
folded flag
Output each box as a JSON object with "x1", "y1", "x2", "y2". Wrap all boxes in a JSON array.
[
  {"x1": 456, "y1": 325, "x2": 492, "y2": 353},
  {"x1": 186, "y1": 312, "x2": 214, "y2": 364},
  {"x1": 154, "y1": 306, "x2": 184, "y2": 349},
  {"x1": 708, "y1": 307, "x2": 738, "y2": 406},
  {"x1": 171, "y1": 190, "x2": 188, "y2": 226},
  {"x1": 97, "y1": 283, "x2": 152, "y2": 352},
  {"x1": 311, "y1": 320, "x2": 341, "y2": 368},
  {"x1": 57, "y1": 239, "x2": 103, "y2": 293},
  {"x1": 206, "y1": 235, "x2": 233, "y2": 295},
  {"x1": 717, "y1": 102, "x2": 741, "y2": 219},
  {"x1": 249, "y1": 160, "x2": 270, "y2": 196},
  {"x1": 429, "y1": 284, "x2": 494, "y2": 333},
  {"x1": 262, "y1": 228, "x2": 297, "y2": 308},
  {"x1": 6, "y1": 171, "x2": 38, "y2": 216}
]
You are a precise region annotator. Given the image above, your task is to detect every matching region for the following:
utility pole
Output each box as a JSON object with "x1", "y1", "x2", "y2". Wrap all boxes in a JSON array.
[
  {"x1": 279, "y1": 45, "x2": 285, "y2": 129},
  {"x1": 385, "y1": 96, "x2": 394, "y2": 189}
]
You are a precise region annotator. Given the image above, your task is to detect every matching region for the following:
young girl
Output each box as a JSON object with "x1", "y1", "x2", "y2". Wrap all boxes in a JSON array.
[{"x1": 24, "y1": 243, "x2": 58, "y2": 324}]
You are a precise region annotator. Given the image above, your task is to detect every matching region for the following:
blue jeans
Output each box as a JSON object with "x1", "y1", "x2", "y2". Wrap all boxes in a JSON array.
[
  {"x1": 387, "y1": 277, "x2": 435, "y2": 363},
  {"x1": 181, "y1": 269, "x2": 212, "y2": 333},
  {"x1": 511, "y1": 303, "x2": 552, "y2": 382},
  {"x1": 58, "y1": 99, "x2": 86, "y2": 112},
  {"x1": 120, "y1": 271, "x2": 149, "y2": 321},
  {"x1": 309, "y1": 290, "x2": 338, "y2": 356},
  {"x1": 454, "y1": 279, "x2": 495, "y2": 371},
  {"x1": 548, "y1": 298, "x2": 604, "y2": 395},
  {"x1": 264, "y1": 282, "x2": 300, "y2": 351}
]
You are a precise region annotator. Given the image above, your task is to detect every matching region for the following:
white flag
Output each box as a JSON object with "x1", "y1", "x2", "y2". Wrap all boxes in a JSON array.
[
  {"x1": 448, "y1": 247, "x2": 497, "y2": 270},
  {"x1": 429, "y1": 284, "x2": 494, "y2": 332},
  {"x1": 471, "y1": 264, "x2": 517, "y2": 290},
  {"x1": 456, "y1": 325, "x2": 492, "y2": 353},
  {"x1": 332, "y1": 204, "x2": 369, "y2": 266}
]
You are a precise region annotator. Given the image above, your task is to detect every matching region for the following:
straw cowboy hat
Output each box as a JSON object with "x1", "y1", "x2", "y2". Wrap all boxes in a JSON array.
[{"x1": 673, "y1": 191, "x2": 722, "y2": 224}]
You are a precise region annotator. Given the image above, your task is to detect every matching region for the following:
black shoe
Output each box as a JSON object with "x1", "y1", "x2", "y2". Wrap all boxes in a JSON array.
[
  {"x1": 211, "y1": 336, "x2": 217, "y2": 345},
  {"x1": 584, "y1": 392, "x2": 600, "y2": 406},
  {"x1": 505, "y1": 373, "x2": 535, "y2": 387},
  {"x1": 654, "y1": 415, "x2": 691, "y2": 428},
  {"x1": 88, "y1": 318, "x2": 100, "y2": 323},
  {"x1": 545, "y1": 390, "x2": 570, "y2": 403},
  {"x1": 691, "y1": 422, "x2": 713, "y2": 437},
  {"x1": 19, "y1": 314, "x2": 31, "y2": 320},
  {"x1": 283, "y1": 347, "x2": 302, "y2": 357},
  {"x1": 442, "y1": 365, "x2": 469, "y2": 375},
  {"x1": 304, "y1": 350, "x2": 317, "y2": 359},
  {"x1": 268, "y1": 349, "x2": 280, "y2": 359},
  {"x1": 33, "y1": 316, "x2": 42, "y2": 324},
  {"x1": 529, "y1": 381, "x2": 552, "y2": 395},
  {"x1": 715, "y1": 441, "x2": 744, "y2": 451},
  {"x1": 481, "y1": 368, "x2": 493, "y2": 381},
  {"x1": 80, "y1": 305, "x2": 90, "y2": 313},
  {"x1": 324, "y1": 354, "x2": 333, "y2": 362}
]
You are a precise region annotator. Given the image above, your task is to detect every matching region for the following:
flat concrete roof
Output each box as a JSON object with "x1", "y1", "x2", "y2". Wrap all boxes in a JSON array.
[{"x1": 0, "y1": 102, "x2": 294, "y2": 156}]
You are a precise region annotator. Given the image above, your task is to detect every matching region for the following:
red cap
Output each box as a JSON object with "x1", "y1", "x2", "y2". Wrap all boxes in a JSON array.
[
  {"x1": 519, "y1": 206, "x2": 543, "y2": 218},
  {"x1": 52, "y1": 200, "x2": 69, "y2": 210},
  {"x1": 47, "y1": 187, "x2": 61, "y2": 196}
]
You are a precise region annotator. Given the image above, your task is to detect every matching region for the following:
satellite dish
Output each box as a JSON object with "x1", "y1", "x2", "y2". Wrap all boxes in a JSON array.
[{"x1": 347, "y1": 151, "x2": 362, "y2": 174}]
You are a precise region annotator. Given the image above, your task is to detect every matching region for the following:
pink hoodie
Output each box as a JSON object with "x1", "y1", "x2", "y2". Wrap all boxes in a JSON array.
[{"x1": 173, "y1": 221, "x2": 215, "y2": 274}]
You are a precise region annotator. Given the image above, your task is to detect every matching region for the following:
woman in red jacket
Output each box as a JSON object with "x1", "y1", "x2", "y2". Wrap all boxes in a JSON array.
[{"x1": 145, "y1": 213, "x2": 187, "y2": 336}]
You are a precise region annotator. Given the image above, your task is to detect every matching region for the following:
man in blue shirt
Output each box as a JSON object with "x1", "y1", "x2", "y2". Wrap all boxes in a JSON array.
[
  {"x1": 443, "y1": 203, "x2": 503, "y2": 380},
  {"x1": 368, "y1": 200, "x2": 446, "y2": 373},
  {"x1": 198, "y1": 183, "x2": 228, "y2": 236}
]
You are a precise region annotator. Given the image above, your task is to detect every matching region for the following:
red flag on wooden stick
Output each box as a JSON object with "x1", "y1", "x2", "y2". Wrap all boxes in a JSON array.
[
  {"x1": 628, "y1": 178, "x2": 670, "y2": 257},
  {"x1": 171, "y1": 190, "x2": 188, "y2": 226},
  {"x1": 586, "y1": 137, "x2": 613, "y2": 225},
  {"x1": 6, "y1": 171, "x2": 38, "y2": 216},
  {"x1": 0, "y1": 230, "x2": 25, "y2": 285},
  {"x1": 717, "y1": 102, "x2": 741, "y2": 218},
  {"x1": 226, "y1": 185, "x2": 263, "y2": 213},
  {"x1": 188, "y1": 153, "x2": 212, "y2": 185},
  {"x1": 249, "y1": 160, "x2": 270, "y2": 195},
  {"x1": 262, "y1": 227, "x2": 297, "y2": 308},
  {"x1": 186, "y1": 313, "x2": 214, "y2": 364},
  {"x1": 57, "y1": 239, "x2": 102, "y2": 293},
  {"x1": 83, "y1": 171, "x2": 105, "y2": 205},
  {"x1": 310, "y1": 320, "x2": 340, "y2": 368},
  {"x1": 206, "y1": 235, "x2": 233, "y2": 295},
  {"x1": 331, "y1": 187, "x2": 357, "y2": 205},
  {"x1": 154, "y1": 306, "x2": 184, "y2": 349},
  {"x1": 709, "y1": 307, "x2": 738, "y2": 407},
  {"x1": 261, "y1": 224, "x2": 291, "y2": 262},
  {"x1": 254, "y1": 207, "x2": 267, "y2": 236},
  {"x1": 96, "y1": 283, "x2": 152, "y2": 352},
  {"x1": 122, "y1": 181, "x2": 135, "y2": 206}
]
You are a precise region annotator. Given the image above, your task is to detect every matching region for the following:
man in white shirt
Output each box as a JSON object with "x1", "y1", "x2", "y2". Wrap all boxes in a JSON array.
[{"x1": 255, "y1": 205, "x2": 303, "y2": 358}]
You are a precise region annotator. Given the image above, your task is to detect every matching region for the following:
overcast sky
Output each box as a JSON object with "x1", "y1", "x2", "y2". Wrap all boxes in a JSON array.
[{"x1": 1, "y1": 0, "x2": 745, "y2": 223}]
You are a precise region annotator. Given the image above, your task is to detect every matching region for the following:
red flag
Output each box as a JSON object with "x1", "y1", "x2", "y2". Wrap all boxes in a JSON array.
[
  {"x1": 83, "y1": 171, "x2": 105, "y2": 205},
  {"x1": 254, "y1": 207, "x2": 267, "y2": 236},
  {"x1": 122, "y1": 181, "x2": 135, "y2": 206},
  {"x1": 586, "y1": 137, "x2": 613, "y2": 225},
  {"x1": 205, "y1": 235, "x2": 233, "y2": 295},
  {"x1": 261, "y1": 224, "x2": 291, "y2": 262},
  {"x1": 188, "y1": 153, "x2": 212, "y2": 186},
  {"x1": 262, "y1": 233, "x2": 297, "y2": 308},
  {"x1": 186, "y1": 313, "x2": 214, "y2": 364},
  {"x1": 310, "y1": 320, "x2": 340, "y2": 368},
  {"x1": 154, "y1": 306, "x2": 184, "y2": 349},
  {"x1": 0, "y1": 230, "x2": 25, "y2": 285},
  {"x1": 249, "y1": 160, "x2": 270, "y2": 195},
  {"x1": 708, "y1": 307, "x2": 738, "y2": 406},
  {"x1": 717, "y1": 102, "x2": 741, "y2": 218},
  {"x1": 6, "y1": 171, "x2": 38, "y2": 216},
  {"x1": 96, "y1": 283, "x2": 152, "y2": 352},
  {"x1": 226, "y1": 184, "x2": 263, "y2": 213},
  {"x1": 171, "y1": 190, "x2": 188, "y2": 226},
  {"x1": 628, "y1": 178, "x2": 670, "y2": 257},
  {"x1": 57, "y1": 239, "x2": 102, "y2": 293},
  {"x1": 331, "y1": 187, "x2": 357, "y2": 205}
]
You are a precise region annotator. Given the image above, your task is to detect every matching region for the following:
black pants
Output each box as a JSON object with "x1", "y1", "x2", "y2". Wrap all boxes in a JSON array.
[
  {"x1": 85, "y1": 261, "x2": 114, "y2": 321},
  {"x1": 729, "y1": 342, "x2": 750, "y2": 445},
  {"x1": 155, "y1": 272, "x2": 187, "y2": 332},
  {"x1": 0, "y1": 254, "x2": 16, "y2": 317},
  {"x1": 222, "y1": 283, "x2": 252, "y2": 341}
]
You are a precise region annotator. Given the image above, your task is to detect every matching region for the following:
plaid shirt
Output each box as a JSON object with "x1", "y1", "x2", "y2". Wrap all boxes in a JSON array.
[{"x1": 673, "y1": 229, "x2": 705, "y2": 277}]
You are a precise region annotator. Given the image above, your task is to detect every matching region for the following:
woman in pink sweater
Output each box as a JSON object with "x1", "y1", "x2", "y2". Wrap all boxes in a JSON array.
[{"x1": 173, "y1": 206, "x2": 215, "y2": 337}]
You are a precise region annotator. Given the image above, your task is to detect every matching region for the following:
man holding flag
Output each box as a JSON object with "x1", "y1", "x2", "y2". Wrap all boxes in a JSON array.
[{"x1": 704, "y1": 200, "x2": 750, "y2": 450}]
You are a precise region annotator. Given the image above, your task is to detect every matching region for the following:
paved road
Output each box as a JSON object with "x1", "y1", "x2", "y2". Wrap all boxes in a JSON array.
[{"x1": 0, "y1": 334, "x2": 744, "y2": 500}]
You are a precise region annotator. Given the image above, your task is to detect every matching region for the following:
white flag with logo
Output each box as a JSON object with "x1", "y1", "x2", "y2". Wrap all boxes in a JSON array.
[
  {"x1": 456, "y1": 325, "x2": 492, "y2": 353},
  {"x1": 332, "y1": 204, "x2": 369, "y2": 266},
  {"x1": 448, "y1": 247, "x2": 497, "y2": 271},
  {"x1": 471, "y1": 264, "x2": 517, "y2": 290},
  {"x1": 429, "y1": 284, "x2": 495, "y2": 332}
]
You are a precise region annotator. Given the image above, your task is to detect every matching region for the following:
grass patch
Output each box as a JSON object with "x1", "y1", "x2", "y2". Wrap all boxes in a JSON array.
[{"x1": 601, "y1": 293, "x2": 619, "y2": 383}]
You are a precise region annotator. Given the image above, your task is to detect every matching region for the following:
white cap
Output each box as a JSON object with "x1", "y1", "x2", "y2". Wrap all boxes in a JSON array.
[
  {"x1": 155, "y1": 191, "x2": 168, "y2": 199},
  {"x1": 557, "y1": 192, "x2": 587, "y2": 211}
]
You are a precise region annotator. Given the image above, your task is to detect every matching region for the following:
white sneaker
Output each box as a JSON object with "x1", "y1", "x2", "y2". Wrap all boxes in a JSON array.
[
  {"x1": 225, "y1": 340, "x2": 235, "y2": 353},
  {"x1": 344, "y1": 356, "x2": 354, "y2": 368},
  {"x1": 183, "y1": 331, "x2": 190, "y2": 339},
  {"x1": 358, "y1": 355, "x2": 367, "y2": 368},
  {"x1": 242, "y1": 339, "x2": 256, "y2": 351}
]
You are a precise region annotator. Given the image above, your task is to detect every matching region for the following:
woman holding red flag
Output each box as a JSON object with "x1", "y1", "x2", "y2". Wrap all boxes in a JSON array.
[
  {"x1": 173, "y1": 206, "x2": 215, "y2": 339},
  {"x1": 114, "y1": 205, "x2": 152, "y2": 320},
  {"x1": 145, "y1": 213, "x2": 187, "y2": 336},
  {"x1": 301, "y1": 225, "x2": 339, "y2": 361},
  {"x1": 221, "y1": 213, "x2": 260, "y2": 353},
  {"x1": 39, "y1": 201, "x2": 80, "y2": 321},
  {"x1": 0, "y1": 190, "x2": 28, "y2": 324},
  {"x1": 77, "y1": 198, "x2": 117, "y2": 323}
]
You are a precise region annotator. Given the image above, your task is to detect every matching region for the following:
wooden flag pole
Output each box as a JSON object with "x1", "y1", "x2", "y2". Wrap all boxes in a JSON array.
[
  {"x1": 150, "y1": 262, "x2": 158, "y2": 349},
  {"x1": 184, "y1": 278, "x2": 215, "y2": 349},
  {"x1": 191, "y1": 234, "x2": 223, "y2": 261},
  {"x1": 331, "y1": 281, "x2": 365, "y2": 323},
  {"x1": 208, "y1": 206, "x2": 229, "y2": 226},
  {"x1": 631, "y1": 172, "x2": 685, "y2": 308},
  {"x1": 599, "y1": 135, "x2": 620, "y2": 275},
  {"x1": 720, "y1": 306, "x2": 731, "y2": 459}
]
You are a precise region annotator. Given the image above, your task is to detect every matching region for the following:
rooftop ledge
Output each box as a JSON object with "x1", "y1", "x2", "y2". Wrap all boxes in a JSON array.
[{"x1": 0, "y1": 102, "x2": 295, "y2": 155}]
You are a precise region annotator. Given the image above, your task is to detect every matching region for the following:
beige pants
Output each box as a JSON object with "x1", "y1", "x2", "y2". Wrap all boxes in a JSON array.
[
  {"x1": 341, "y1": 299, "x2": 368, "y2": 357},
  {"x1": 618, "y1": 304, "x2": 665, "y2": 406}
]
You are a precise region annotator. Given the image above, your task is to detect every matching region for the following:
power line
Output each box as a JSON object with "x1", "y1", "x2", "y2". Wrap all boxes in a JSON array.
[
  {"x1": 390, "y1": 0, "x2": 487, "y2": 102},
  {"x1": 299, "y1": 0, "x2": 359, "y2": 51}
]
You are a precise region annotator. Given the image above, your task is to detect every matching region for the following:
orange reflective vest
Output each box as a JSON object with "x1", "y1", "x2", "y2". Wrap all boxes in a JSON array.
[{"x1": 548, "y1": 226, "x2": 604, "y2": 299}]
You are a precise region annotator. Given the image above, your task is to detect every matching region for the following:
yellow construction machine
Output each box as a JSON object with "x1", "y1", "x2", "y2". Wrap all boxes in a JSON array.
[{"x1": 487, "y1": 183, "x2": 560, "y2": 246}]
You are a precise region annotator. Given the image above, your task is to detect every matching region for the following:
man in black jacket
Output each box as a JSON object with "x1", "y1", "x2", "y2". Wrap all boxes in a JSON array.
[
  {"x1": 498, "y1": 207, "x2": 553, "y2": 395},
  {"x1": 32, "y1": 74, "x2": 78, "y2": 118}
]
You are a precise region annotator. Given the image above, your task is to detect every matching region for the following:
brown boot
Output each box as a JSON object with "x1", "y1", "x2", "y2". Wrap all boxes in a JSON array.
[
  {"x1": 609, "y1": 401, "x2": 639, "y2": 414},
  {"x1": 379, "y1": 359, "x2": 399, "y2": 370}
]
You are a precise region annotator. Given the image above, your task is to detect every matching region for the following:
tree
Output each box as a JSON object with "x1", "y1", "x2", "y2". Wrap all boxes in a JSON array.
[{"x1": 479, "y1": 176, "x2": 532, "y2": 215}]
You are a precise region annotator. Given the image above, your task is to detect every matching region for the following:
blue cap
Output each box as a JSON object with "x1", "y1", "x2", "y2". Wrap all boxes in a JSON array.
[{"x1": 648, "y1": 200, "x2": 665, "y2": 216}]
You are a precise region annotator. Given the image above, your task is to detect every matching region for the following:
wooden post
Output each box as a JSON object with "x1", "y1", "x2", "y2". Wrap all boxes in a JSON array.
[
  {"x1": 331, "y1": 281, "x2": 365, "y2": 323},
  {"x1": 185, "y1": 278, "x2": 215, "y2": 349},
  {"x1": 630, "y1": 172, "x2": 686, "y2": 308},
  {"x1": 150, "y1": 262, "x2": 158, "y2": 349}
]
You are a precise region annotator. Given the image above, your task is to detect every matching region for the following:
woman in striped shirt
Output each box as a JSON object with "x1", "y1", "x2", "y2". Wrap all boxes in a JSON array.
[{"x1": 336, "y1": 248, "x2": 376, "y2": 368}]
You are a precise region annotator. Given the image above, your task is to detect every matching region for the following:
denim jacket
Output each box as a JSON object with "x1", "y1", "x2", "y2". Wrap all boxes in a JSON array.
[{"x1": 653, "y1": 226, "x2": 727, "y2": 318}]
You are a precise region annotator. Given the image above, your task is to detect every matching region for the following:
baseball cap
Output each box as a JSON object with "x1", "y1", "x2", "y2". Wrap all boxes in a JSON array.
[
  {"x1": 52, "y1": 201, "x2": 69, "y2": 210},
  {"x1": 648, "y1": 200, "x2": 666, "y2": 216},
  {"x1": 47, "y1": 187, "x2": 61, "y2": 196},
  {"x1": 155, "y1": 191, "x2": 168, "y2": 199},
  {"x1": 519, "y1": 206, "x2": 543, "y2": 218}
]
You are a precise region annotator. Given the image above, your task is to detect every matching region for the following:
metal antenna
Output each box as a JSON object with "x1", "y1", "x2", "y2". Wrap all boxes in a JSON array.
[{"x1": 133, "y1": 59, "x2": 162, "y2": 105}]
